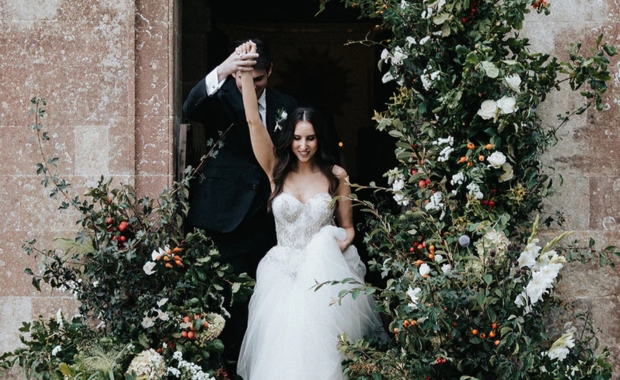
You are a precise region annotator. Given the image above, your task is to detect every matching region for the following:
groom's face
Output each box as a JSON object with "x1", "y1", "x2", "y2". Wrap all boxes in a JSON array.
[{"x1": 235, "y1": 65, "x2": 272, "y2": 99}]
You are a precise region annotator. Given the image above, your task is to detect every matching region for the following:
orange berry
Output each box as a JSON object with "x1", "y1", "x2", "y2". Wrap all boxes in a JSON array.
[
  {"x1": 181, "y1": 331, "x2": 188, "y2": 338},
  {"x1": 203, "y1": 321, "x2": 209, "y2": 328},
  {"x1": 163, "y1": 255, "x2": 171, "y2": 262},
  {"x1": 165, "y1": 263, "x2": 173, "y2": 268},
  {"x1": 183, "y1": 316, "x2": 191, "y2": 323},
  {"x1": 172, "y1": 247, "x2": 181, "y2": 253},
  {"x1": 173, "y1": 255, "x2": 181, "y2": 261},
  {"x1": 480, "y1": 332, "x2": 487, "y2": 339},
  {"x1": 478, "y1": 155, "x2": 485, "y2": 161},
  {"x1": 416, "y1": 259, "x2": 424, "y2": 266},
  {"x1": 194, "y1": 314, "x2": 200, "y2": 320},
  {"x1": 428, "y1": 253, "x2": 435, "y2": 260},
  {"x1": 429, "y1": 245, "x2": 435, "y2": 252},
  {"x1": 175, "y1": 259, "x2": 183, "y2": 267},
  {"x1": 187, "y1": 331, "x2": 195, "y2": 340},
  {"x1": 492, "y1": 322, "x2": 498, "y2": 330},
  {"x1": 489, "y1": 330, "x2": 496, "y2": 338},
  {"x1": 494, "y1": 340, "x2": 500, "y2": 346},
  {"x1": 467, "y1": 161, "x2": 473, "y2": 167},
  {"x1": 485, "y1": 144, "x2": 493, "y2": 150},
  {"x1": 472, "y1": 329, "x2": 478, "y2": 336},
  {"x1": 393, "y1": 327, "x2": 399, "y2": 333},
  {"x1": 459, "y1": 156, "x2": 467, "y2": 163},
  {"x1": 403, "y1": 320, "x2": 410, "y2": 328},
  {"x1": 467, "y1": 142, "x2": 475, "y2": 149}
]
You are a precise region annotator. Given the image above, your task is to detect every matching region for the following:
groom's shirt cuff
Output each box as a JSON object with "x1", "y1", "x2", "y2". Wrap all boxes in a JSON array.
[{"x1": 205, "y1": 67, "x2": 226, "y2": 96}]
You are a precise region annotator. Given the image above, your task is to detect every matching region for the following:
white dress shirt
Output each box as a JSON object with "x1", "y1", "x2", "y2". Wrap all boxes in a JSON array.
[{"x1": 206, "y1": 67, "x2": 267, "y2": 125}]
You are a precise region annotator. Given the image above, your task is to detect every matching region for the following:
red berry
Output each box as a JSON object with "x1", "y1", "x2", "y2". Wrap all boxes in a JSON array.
[
  {"x1": 106, "y1": 217, "x2": 113, "y2": 225},
  {"x1": 418, "y1": 180, "x2": 427, "y2": 188},
  {"x1": 118, "y1": 221, "x2": 128, "y2": 232}
]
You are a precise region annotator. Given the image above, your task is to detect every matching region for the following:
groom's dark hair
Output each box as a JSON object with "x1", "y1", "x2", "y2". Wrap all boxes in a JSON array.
[{"x1": 234, "y1": 38, "x2": 272, "y2": 71}]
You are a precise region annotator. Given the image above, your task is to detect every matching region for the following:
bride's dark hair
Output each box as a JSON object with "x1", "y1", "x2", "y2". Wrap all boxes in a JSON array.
[{"x1": 269, "y1": 107, "x2": 340, "y2": 208}]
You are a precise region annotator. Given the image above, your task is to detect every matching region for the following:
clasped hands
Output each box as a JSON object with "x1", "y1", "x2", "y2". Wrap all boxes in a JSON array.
[{"x1": 218, "y1": 41, "x2": 259, "y2": 79}]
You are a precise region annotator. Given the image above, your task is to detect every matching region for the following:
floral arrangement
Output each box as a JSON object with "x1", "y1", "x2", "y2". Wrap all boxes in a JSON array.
[
  {"x1": 0, "y1": 97, "x2": 251, "y2": 379},
  {"x1": 274, "y1": 107, "x2": 288, "y2": 132},
  {"x1": 315, "y1": 0, "x2": 619, "y2": 378}
]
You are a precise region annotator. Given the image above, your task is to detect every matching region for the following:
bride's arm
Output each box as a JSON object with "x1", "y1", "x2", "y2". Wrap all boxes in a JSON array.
[
  {"x1": 333, "y1": 165, "x2": 355, "y2": 252},
  {"x1": 238, "y1": 42, "x2": 276, "y2": 182}
]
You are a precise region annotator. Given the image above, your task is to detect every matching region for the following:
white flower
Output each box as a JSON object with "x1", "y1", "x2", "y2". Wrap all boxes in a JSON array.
[
  {"x1": 498, "y1": 162, "x2": 514, "y2": 182},
  {"x1": 393, "y1": 193, "x2": 410, "y2": 206},
  {"x1": 154, "y1": 308, "x2": 170, "y2": 321},
  {"x1": 505, "y1": 74, "x2": 521, "y2": 92},
  {"x1": 151, "y1": 246, "x2": 166, "y2": 261},
  {"x1": 451, "y1": 172, "x2": 465, "y2": 186},
  {"x1": 425, "y1": 192, "x2": 444, "y2": 212},
  {"x1": 406, "y1": 36, "x2": 417, "y2": 46},
  {"x1": 477, "y1": 99, "x2": 498, "y2": 120},
  {"x1": 382, "y1": 71, "x2": 395, "y2": 83},
  {"x1": 419, "y1": 36, "x2": 431, "y2": 45},
  {"x1": 406, "y1": 287, "x2": 422, "y2": 309},
  {"x1": 497, "y1": 96, "x2": 517, "y2": 114},
  {"x1": 420, "y1": 67, "x2": 440, "y2": 91},
  {"x1": 487, "y1": 151, "x2": 506, "y2": 169},
  {"x1": 126, "y1": 349, "x2": 167, "y2": 379},
  {"x1": 419, "y1": 263, "x2": 431, "y2": 276},
  {"x1": 400, "y1": 0, "x2": 409, "y2": 9},
  {"x1": 421, "y1": 7, "x2": 433, "y2": 19},
  {"x1": 157, "y1": 298, "x2": 168, "y2": 307},
  {"x1": 546, "y1": 332, "x2": 575, "y2": 361},
  {"x1": 434, "y1": 254, "x2": 443, "y2": 262},
  {"x1": 143, "y1": 261, "x2": 157, "y2": 276},
  {"x1": 391, "y1": 47, "x2": 407, "y2": 66},
  {"x1": 51, "y1": 345, "x2": 62, "y2": 356},
  {"x1": 441, "y1": 263, "x2": 452, "y2": 274},
  {"x1": 392, "y1": 179, "x2": 405, "y2": 192},
  {"x1": 92, "y1": 280, "x2": 99, "y2": 288},
  {"x1": 381, "y1": 49, "x2": 390, "y2": 63},
  {"x1": 466, "y1": 182, "x2": 484, "y2": 199},
  {"x1": 141, "y1": 316, "x2": 155, "y2": 329},
  {"x1": 518, "y1": 240, "x2": 541, "y2": 268},
  {"x1": 437, "y1": 146, "x2": 453, "y2": 162},
  {"x1": 56, "y1": 309, "x2": 64, "y2": 329}
]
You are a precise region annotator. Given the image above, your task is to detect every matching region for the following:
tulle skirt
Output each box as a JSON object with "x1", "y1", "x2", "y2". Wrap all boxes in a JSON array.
[{"x1": 237, "y1": 225, "x2": 383, "y2": 380}]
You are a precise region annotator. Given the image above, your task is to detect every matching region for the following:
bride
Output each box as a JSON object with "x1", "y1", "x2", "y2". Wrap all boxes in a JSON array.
[{"x1": 235, "y1": 41, "x2": 383, "y2": 380}]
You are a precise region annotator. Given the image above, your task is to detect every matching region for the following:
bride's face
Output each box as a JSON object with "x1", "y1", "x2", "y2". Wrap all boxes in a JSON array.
[{"x1": 291, "y1": 121, "x2": 318, "y2": 163}]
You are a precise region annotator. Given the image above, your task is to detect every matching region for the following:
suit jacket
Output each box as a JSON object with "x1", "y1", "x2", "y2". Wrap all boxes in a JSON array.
[{"x1": 183, "y1": 76, "x2": 298, "y2": 233}]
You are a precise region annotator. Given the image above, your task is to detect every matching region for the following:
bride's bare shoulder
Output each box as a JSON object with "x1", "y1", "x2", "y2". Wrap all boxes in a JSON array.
[{"x1": 331, "y1": 165, "x2": 348, "y2": 179}]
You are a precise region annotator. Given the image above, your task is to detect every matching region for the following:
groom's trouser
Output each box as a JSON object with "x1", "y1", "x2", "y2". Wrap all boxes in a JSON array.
[{"x1": 205, "y1": 207, "x2": 276, "y2": 376}]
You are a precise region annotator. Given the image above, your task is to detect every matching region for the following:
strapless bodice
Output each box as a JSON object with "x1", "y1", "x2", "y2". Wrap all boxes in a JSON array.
[{"x1": 272, "y1": 192, "x2": 334, "y2": 249}]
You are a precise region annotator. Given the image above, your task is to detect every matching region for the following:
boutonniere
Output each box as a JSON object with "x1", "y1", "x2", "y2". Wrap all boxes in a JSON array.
[{"x1": 274, "y1": 108, "x2": 288, "y2": 132}]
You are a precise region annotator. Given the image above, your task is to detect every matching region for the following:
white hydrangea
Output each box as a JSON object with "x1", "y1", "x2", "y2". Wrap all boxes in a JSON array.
[
  {"x1": 126, "y1": 349, "x2": 167, "y2": 380},
  {"x1": 451, "y1": 172, "x2": 465, "y2": 186}
]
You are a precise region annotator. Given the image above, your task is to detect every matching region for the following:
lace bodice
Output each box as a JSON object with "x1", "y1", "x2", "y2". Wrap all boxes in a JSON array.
[{"x1": 272, "y1": 192, "x2": 334, "y2": 248}]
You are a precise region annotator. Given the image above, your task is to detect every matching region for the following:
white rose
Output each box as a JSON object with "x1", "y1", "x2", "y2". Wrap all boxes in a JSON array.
[
  {"x1": 498, "y1": 162, "x2": 514, "y2": 182},
  {"x1": 419, "y1": 263, "x2": 431, "y2": 276},
  {"x1": 477, "y1": 100, "x2": 498, "y2": 120},
  {"x1": 143, "y1": 261, "x2": 156, "y2": 275},
  {"x1": 497, "y1": 96, "x2": 517, "y2": 114},
  {"x1": 505, "y1": 74, "x2": 521, "y2": 92},
  {"x1": 141, "y1": 316, "x2": 155, "y2": 328},
  {"x1": 487, "y1": 151, "x2": 507, "y2": 169}
]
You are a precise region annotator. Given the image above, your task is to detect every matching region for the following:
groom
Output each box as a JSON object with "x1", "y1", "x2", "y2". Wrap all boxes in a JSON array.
[{"x1": 182, "y1": 38, "x2": 297, "y2": 376}]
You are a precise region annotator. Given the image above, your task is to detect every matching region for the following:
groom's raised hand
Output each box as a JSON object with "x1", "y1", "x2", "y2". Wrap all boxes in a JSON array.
[{"x1": 216, "y1": 45, "x2": 259, "y2": 83}]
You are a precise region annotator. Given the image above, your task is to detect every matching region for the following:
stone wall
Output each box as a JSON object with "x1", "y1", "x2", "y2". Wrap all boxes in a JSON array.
[
  {"x1": 0, "y1": 0, "x2": 618, "y2": 378},
  {"x1": 0, "y1": 0, "x2": 180, "y2": 376}
]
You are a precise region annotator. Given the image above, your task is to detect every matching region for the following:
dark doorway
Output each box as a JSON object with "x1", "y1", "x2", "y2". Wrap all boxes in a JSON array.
[
  {"x1": 180, "y1": 0, "x2": 398, "y2": 286},
  {"x1": 181, "y1": 0, "x2": 397, "y2": 184}
]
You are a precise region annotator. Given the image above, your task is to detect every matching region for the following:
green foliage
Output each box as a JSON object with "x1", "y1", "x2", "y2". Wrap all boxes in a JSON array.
[
  {"x1": 316, "y1": 0, "x2": 618, "y2": 379},
  {"x1": 1, "y1": 97, "x2": 247, "y2": 379}
]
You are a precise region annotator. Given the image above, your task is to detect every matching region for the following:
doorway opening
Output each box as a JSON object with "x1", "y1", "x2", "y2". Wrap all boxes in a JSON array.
[{"x1": 180, "y1": 0, "x2": 398, "y2": 185}]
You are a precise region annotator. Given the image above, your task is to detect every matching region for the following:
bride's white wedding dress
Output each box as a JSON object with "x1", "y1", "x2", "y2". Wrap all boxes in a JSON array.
[{"x1": 237, "y1": 192, "x2": 383, "y2": 380}]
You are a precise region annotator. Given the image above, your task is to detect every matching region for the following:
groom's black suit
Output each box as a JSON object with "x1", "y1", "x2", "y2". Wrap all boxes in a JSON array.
[{"x1": 182, "y1": 75, "x2": 297, "y2": 370}]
